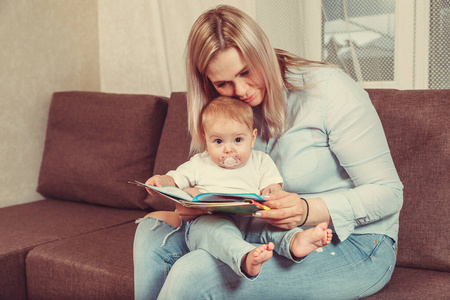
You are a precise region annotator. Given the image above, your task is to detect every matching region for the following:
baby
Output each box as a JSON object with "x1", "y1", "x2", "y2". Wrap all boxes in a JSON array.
[{"x1": 146, "y1": 96, "x2": 332, "y2": 278}]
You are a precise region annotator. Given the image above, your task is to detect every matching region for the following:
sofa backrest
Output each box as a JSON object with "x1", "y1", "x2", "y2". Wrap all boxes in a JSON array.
[
  {"x1": 37, "y1": 91, "x2": 168, "y2": 210},
  {"x1": 144, "y1": 92, "x2": 191, "y2": 210},
  {"x1": 367, "y1": 89, "x2": 450, "y2": 272}
]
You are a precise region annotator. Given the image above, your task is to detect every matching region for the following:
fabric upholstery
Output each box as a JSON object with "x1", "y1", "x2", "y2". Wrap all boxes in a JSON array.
[
  {"x1": 366, "y1": 266, "x2": 450, "y2": 299},
  {"x1": 146, "y1": 92, "x2": 192, "y2": 210},
  {"x1": 0, "y1": 251, "x2": 27, "y2": 300},
  {"x1": 0, "y1": 199, "x2": 143, "y2": 300},
  {"x1": 367, "y1": 89, "x2": 450, "y2": 272},
  {"x1": 1, "y1": 89, "x2": 448, "y2": 300},
  {"x1": 26, "y1": 222, "x2": 137, "y2": 300},
  {"x1": 37, "y1": 91, "x2": 168, "y2": 210}
]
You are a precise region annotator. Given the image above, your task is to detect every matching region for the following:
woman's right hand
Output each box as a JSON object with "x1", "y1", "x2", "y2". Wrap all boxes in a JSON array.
[{"x1": 174, "y1": 202, "x2": 210, "y2": 222}]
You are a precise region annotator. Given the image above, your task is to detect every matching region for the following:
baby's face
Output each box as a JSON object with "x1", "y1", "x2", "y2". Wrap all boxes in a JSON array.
[{"x1": 203, "y1": 118, "x2": 256, "y2": 169}]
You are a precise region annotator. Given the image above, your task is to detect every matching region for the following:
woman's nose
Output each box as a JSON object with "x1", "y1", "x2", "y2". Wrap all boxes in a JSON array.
[{"x1": 234, "y1": 80, "x2": 248, "y2": 98}]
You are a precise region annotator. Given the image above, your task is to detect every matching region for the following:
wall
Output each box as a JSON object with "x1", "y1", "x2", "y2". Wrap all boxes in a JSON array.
[
  {"x1": 98, "y1": 0, "x2": 171, "y2": 96},
  {"x1": 0, "y1": 0, "x2": 255, "y2": 208},
  {"x1": 97, "y1": 0, "x2": 256, "y2": 96},
  {"x1": 0, "y1": 0, "x2": 100, "y2": 208}
]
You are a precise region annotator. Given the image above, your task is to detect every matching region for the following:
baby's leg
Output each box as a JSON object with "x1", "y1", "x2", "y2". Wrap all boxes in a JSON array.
[
  {"x1": 241, "y1": 242, "x2": 274, "y2": 277},
  {"x1": 290, "y1": 222, "x2": 332, "y2": 259}
]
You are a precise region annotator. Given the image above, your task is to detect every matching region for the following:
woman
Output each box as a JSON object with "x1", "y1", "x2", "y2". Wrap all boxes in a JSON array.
[{"x1": 134, "y1": 5, "x2": 403, "y2": 299}]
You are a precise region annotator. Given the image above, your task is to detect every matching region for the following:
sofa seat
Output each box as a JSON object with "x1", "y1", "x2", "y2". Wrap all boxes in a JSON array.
[
  {"x1": 26, "y1": 222, "x2": 138, "y2": 300},
  {"x1": 0, "y1": 199, "x2": 143, "y2": 300},
  {"x1": 367, "y1": 266, "x2": 450, "y2": 299}
]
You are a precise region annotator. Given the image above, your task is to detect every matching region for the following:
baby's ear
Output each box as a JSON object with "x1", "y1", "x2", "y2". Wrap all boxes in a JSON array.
[{"x1": 251, "y1": 128, "x2": 257, "y2": 147}]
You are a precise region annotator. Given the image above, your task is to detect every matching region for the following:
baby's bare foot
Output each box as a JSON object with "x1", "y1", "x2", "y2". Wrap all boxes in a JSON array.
[
  {"x1": 290, "y1": 222, "x2": 332, "y2": 258},
  {"x1": 241, "y1": 242, "x2": 274, "y2": 277}
]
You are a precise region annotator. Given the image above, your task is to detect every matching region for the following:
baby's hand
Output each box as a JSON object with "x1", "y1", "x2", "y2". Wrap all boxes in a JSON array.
[
  {"x1": 145, "y1": 175, "x2": 164, "y2": 187},
  {"x1": 144, "y1": 175, "x2": 176, "y2": 195},
  {"x1": 260, "y1": 183, "x2": 283, "y2": 198},
  {"x1": 144, "y1": 175, "x2": 163, "y2": 195}
]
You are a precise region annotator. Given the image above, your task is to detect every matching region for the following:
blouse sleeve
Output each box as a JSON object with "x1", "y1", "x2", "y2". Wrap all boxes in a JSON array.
[{"x1": 320, "y1": 70, "x2": 403, "y2": 241}]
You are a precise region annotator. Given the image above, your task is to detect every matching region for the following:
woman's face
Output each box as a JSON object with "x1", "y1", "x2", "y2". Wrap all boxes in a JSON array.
[{"x1": 206, "y1": 48, "x2": 266, "y2": 107}]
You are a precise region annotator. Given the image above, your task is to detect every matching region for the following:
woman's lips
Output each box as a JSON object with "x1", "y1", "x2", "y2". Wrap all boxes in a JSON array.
[{"x1": 242, "y1": 93, "x2": 255, "y2": 103}]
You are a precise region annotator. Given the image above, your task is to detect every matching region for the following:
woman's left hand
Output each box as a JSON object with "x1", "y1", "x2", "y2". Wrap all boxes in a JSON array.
[{"x1": 256, "y1": 190, "x2": 306, "y2": 229}]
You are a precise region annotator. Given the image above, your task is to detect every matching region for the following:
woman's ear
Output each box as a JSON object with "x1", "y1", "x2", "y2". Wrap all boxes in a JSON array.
[{"x1": 251, "y1": 128, "x2": 257, "y2": 148}]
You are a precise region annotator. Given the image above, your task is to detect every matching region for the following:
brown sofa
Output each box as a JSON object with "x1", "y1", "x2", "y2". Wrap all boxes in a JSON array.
[{"x1": 0, "y1": 89, "x2": 449, "y2": 300}]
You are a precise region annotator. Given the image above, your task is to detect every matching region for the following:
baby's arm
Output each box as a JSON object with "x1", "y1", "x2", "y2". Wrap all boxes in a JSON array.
[
  {"x1": 183, "y1": 187, "x2": 201, "y2": 198},
  {"x1": 260, "y1": 183, "x2": 283, "y2": 196}
]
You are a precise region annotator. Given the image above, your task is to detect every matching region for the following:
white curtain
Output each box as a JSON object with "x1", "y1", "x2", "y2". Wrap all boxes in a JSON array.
[
  {"x1": 98, "y1": 0, "x2": 256, "y2": 97},
  {"x1": 429, "y1": 0, "x2": 450, "y2": 89}
]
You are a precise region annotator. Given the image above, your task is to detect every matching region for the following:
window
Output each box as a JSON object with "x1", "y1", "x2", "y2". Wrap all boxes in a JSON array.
[{"x1": 256, "y1": 0, "x2": 450, "y2": 89}]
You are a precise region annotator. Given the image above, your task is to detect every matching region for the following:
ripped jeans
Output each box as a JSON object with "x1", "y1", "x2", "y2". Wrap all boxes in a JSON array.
[{"x1": 133, "y1": 216, "x2": 397, "y2": 300}]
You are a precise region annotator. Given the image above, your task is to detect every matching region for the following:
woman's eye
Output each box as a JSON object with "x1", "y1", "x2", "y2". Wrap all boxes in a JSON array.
[
  {"x1": 217, "y1": 82, "x2": 227, "y2": 88},
  {"x1": 214, "y1": 139, "x2": 223, "y2": 144},
  {"x1": 240, "y1": 70, "x2": 249, "y2": 76}
]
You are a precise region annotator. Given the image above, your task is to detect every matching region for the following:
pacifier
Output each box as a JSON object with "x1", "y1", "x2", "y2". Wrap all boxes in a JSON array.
[{"x1": 219, "y1": 155, "x2": 241, "y2": 168}]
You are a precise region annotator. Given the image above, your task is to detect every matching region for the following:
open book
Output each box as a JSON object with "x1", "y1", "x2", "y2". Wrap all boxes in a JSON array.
[{"x1": 129, "y1": 180, "x2": 270, "y2": 214}]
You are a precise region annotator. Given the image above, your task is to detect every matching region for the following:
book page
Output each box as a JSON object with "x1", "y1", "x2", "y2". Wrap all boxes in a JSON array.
[{"x1": 146, "y1": 185, "x2": 194, "y2": 201}]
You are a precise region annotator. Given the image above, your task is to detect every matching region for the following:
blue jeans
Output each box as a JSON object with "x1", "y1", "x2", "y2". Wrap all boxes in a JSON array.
[
  {"x1": 134, "y1": 217, "x2": 397, "y2": 300},
  {"x1": 186, "y1": 214, "x2": 303, "y2": 278}
]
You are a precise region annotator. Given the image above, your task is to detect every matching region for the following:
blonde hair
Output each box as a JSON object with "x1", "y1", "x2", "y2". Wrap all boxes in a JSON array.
[
  {"x1": 186, "y1": 5, "x2": 329, "y2": 153},
  {"x1": 201, "y1": 96, "x2": 254, "y2": 140}
]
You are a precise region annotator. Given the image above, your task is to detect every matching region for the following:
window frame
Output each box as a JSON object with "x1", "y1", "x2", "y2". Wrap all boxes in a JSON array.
[{"x1": 300, "y1": 0, "x2": 430, "y2": 90}]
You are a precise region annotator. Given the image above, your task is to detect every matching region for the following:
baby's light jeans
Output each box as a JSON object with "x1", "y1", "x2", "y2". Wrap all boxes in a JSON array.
[
  {"x1": 134, "y1": 216, "x2": 396, "y2": 300},
  {"x1": 185, "y1": 214, "x2": 303, "y2": 278}
]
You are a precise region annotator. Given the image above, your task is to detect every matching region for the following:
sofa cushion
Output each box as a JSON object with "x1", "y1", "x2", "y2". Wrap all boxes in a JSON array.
[
  {"x1": 146, "y1": 92, "x2": 192, "y2": 210},
  {"x1": 0, "y1": 199, "x2": 143, "y2": 300},
  {"x1": 26, "y1": 222, "x2": 137, "y2": 300},
  {"x1": 366, "y1": 266, "x2": 450, "y2": 299},
  {"x1": 37, "y1": 91, "x2": 168, "y2": 210},
  {"x1": 367, "y1": 89, "x2": 450, "y2": 272}
]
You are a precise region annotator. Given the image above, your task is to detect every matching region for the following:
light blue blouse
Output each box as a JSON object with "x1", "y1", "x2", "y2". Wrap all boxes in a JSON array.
[{"x1": 253, "y1": 67, "x2": 403, "y2": 242}]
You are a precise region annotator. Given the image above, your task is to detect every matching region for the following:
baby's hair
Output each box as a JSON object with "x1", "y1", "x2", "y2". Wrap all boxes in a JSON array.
[{"x1": 201, "y1": 96, "x2": 254, "y2": 135}]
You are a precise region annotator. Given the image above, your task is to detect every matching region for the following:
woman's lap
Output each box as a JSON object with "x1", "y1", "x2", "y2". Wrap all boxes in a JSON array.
[
  {"x1": 134, "y1": 217, "x2": 397, "y2": 300},
  {"x1": 133, "y1": 217, "x2": 189, "y2": 300}
]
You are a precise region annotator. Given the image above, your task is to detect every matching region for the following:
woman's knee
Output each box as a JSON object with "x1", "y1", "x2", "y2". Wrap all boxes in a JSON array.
[
  {"x1": 160, "y1": 250, "x2": 223, "y2": 298},
  {"x1": 145, "y1": 211, "x2": 181, "y2": 227}
]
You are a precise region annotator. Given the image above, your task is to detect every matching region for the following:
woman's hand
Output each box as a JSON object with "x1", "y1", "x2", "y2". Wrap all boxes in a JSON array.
[
  {"x1": 255, "y1": 191, "x2": 331, "y2": 230},
  {"x1": 256, "y1": 190, "x2": 306, "y2": 229}
]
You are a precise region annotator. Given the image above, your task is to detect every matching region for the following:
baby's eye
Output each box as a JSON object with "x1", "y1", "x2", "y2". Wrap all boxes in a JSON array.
[
  {"x1": 235, "y1": 137, "x2": 243, "y2": 143},
  {"x1": 214, "y1": 139, "x2": 223, "y2": 144}
]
